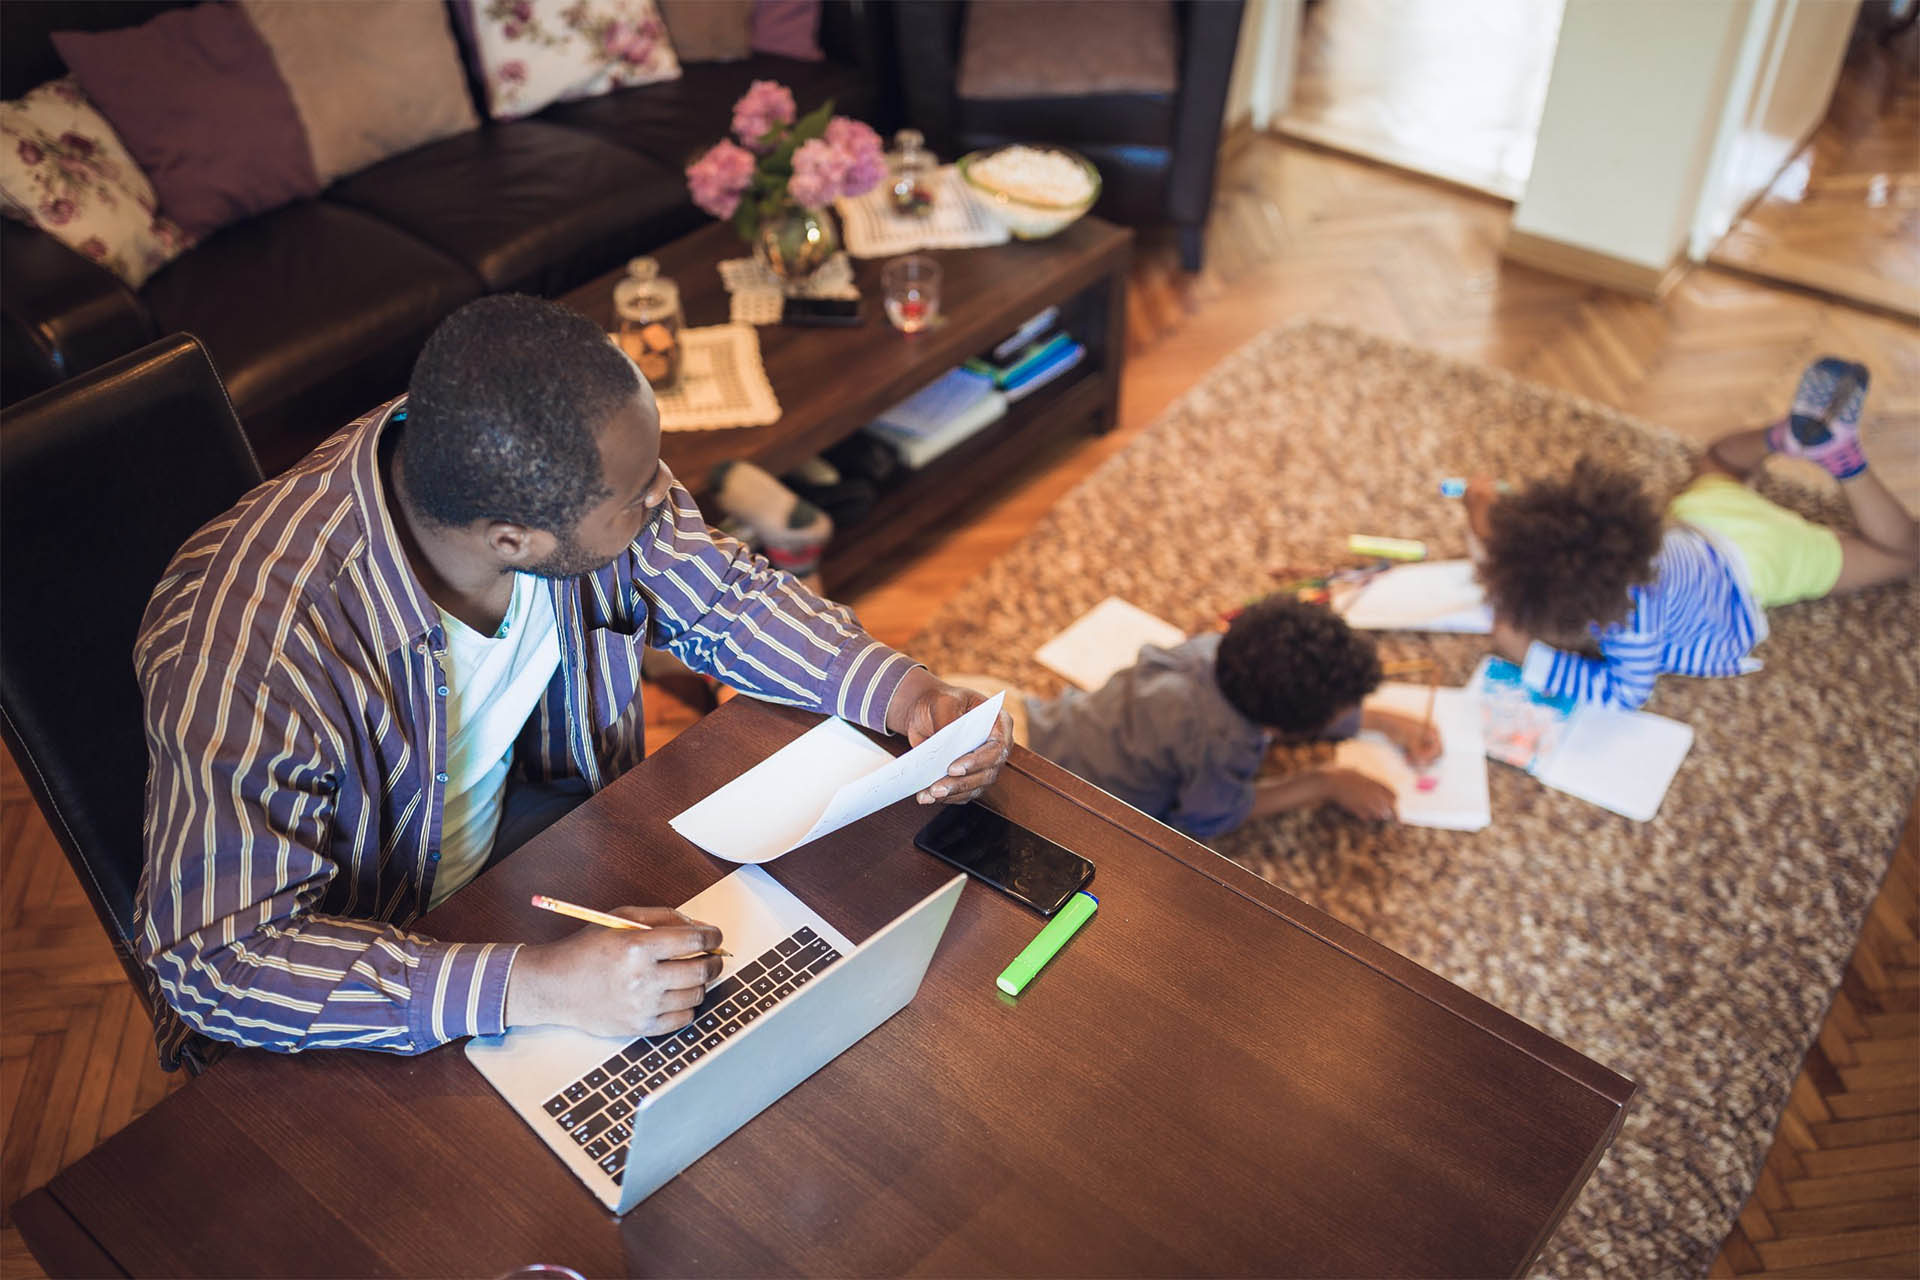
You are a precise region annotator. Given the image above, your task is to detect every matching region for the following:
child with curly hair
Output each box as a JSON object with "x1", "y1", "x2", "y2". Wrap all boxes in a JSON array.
[
  {"x1": 956, "y1": 596, "x2": 1440, "y2": 835},
  {"x1": 1466, "y1": 357, "x2": 1918, "y2": 710}
]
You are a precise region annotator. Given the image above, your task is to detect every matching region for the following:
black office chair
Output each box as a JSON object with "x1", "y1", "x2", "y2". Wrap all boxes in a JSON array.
[{"x1": 1, "y1": 333, "x2": 264, "y2": 1025}]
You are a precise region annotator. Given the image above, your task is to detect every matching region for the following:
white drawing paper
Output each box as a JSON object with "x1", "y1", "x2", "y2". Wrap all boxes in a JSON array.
[
  {"x1": 1333, "y1": 684, "x2": 1491, "y2": 831},
  {"x1": 1532, "y1": 703, "x2": 1695, "y2": 824},
  {"x1": 1034, "y1": 597, "x2": 1187, "y2": 691},
  {"x1": 1336, "y1": 560, "x2": 1493, "y2": 633}
]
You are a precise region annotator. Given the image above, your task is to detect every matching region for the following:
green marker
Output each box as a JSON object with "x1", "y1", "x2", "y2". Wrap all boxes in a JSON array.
[
  {"x1": 996, "y1": 891, "x2": 1098, "y2": 996},
  {"x1": 1346, "y1": 533, "x2": 1427, "y2": 561}
]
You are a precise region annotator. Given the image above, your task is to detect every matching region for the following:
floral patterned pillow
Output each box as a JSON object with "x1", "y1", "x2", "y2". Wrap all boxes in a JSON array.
[
  {"x1": 0, "y1": 78, "x2": 194, "y2": 288},
  {"x1": 468, "y1": 0, "x2": 683, "y2": 120}
]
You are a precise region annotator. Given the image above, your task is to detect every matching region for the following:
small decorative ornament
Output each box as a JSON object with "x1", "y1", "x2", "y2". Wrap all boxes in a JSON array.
[
  {"x1": 886, "y1": 128, "x2": 935, "y2": 218},
  {"x1": 612, "y1": 257, "x2": 682, "y2": 390},
  {"x1": 685, "y1": 79, "x2": 885, "y2": 285},
  {"x1": 752, "y1": 206, "x2": 838, "y2": 283}
]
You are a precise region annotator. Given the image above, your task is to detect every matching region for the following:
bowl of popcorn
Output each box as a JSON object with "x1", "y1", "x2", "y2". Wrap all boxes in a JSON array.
[{"x1": 956, "y1": 144, "x2": 1101, "y2": 240}]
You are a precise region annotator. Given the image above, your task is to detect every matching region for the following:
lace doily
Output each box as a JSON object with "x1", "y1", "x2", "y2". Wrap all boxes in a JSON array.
[
  {"x1": 649, "y1": 323, "x2": 782, "y2": 431},
  {"x1": 718, "y1": 252, "x2": 860, "y2": 325},
  {"x1": 835, "y1": 166, "x2": 1010, "y2": 258}
]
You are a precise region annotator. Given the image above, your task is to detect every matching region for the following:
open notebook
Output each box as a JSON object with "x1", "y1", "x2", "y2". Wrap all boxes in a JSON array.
[
  {"x1": 1468, "y1": 657, "x2": 1693, "y2": 822},
  {"x1": 1333, "y1": 683, "x2": 1491, "y2": 831}
]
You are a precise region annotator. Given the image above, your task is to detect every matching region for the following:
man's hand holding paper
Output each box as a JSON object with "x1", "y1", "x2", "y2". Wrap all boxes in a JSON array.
[
  {"x1": 884, "y1": 667, "x2": 1015, "y2": 804},
  {"x1": 670, "y1": 676, "x2": 1011, "y2": 864}
]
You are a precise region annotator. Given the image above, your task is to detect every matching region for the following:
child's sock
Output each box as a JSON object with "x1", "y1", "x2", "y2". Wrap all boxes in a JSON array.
[
  {"x1": 1767, "y1": 356, "x2": 1870, "y2": 479},
  {"x1": 709, "y1": 460, "x2": 833, "y2": 575}
]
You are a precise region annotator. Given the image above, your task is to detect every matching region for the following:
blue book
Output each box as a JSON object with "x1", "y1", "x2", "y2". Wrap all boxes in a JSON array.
[
  {"x1": 1002, "y1": 340, "x2": 1085, "y2": 402},
  {"x1": 873, "y1": 366, "x2": 997, "y2": 438}
]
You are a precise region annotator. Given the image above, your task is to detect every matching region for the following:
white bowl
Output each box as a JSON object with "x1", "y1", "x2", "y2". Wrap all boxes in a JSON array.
[{"x1": 956, "y1": 145, "x2": 1101, "y2": 240}]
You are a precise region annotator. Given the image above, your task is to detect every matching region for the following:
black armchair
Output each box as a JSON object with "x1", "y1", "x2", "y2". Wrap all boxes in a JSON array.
[
  {"x1": 893, "y1": 0, "x2": 1242, "y2": 271},
  {"x1": 0, "y1": 333, "x2": 263, "y2": 1027}
]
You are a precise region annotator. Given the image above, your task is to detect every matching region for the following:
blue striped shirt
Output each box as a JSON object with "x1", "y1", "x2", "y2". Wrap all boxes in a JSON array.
[
  {"x1": 1520, "y1": 525, "x2": 1765, "y2": 710},
  {"x1": 134, "y1": 399, "x2": 916, "y2": 1069}
]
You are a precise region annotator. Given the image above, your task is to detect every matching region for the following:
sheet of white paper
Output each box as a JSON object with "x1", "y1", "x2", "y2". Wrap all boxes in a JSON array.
[
  {"x1": 1337, "y1": 560, "x2": 1493, "y2": 633},
  {"x1": 800, "y1": 692, "x2": 1004, "y2": 842},
  {"x1": 1535, "y1": 703, "x2": 1694, "y2": 823},
  {"x1": 1034, "y1": 597, "x2": 1186, "y2": 691},
  {"x1": 668, "y1": 693, "x2": 1005, "y2": 863},
  {"x1": 1333, "y1": 684, "x2": 1491, "y2": 831},
  {"x1": 668, "y1": 718, "x2": 893, "y2": 863}
]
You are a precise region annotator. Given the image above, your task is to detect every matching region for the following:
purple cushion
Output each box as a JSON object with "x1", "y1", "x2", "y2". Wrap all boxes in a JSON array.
[
  {"x1": 750, "y1": 0, "x2": 821, "y2": 60},
  {"x1": 52, "y1": 4, "x2": 318, "y2": 241}
]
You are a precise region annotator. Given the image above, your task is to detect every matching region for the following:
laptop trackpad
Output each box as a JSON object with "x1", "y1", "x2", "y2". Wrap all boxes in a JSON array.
[{"x1": 681, "y1": 865, "x2": 854, "y2": 978}]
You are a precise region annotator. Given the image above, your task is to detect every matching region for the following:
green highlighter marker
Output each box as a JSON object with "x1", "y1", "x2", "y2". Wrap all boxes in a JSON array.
[{"x1": 996, "y1": 891, "x2": 1098, "y2": 996}]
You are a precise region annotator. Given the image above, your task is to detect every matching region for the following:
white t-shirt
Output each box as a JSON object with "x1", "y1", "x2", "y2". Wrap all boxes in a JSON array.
[{"x1": 431, "y1": 573, "x2": 561, "y2": 907}]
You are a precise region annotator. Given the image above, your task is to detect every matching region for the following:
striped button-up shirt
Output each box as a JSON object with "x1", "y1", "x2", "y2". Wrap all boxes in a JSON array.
[
  {"x1": 1519, "y1": 525, "x2": 1764, "y2": 710},
  {"x1": 135, "y1": 399, "x2": 915, "y2": 1069}
]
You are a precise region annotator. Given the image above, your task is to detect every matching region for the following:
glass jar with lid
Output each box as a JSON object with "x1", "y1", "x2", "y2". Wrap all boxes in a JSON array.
[
  {"x1": 887, "y1": 128, "x2": 935, "y2": 218},
  {"x1": 613, "y1": 257, "x2": 682, "y2": 391}
]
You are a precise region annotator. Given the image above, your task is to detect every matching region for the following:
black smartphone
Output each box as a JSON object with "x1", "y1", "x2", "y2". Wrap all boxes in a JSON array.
[
  {"x1": 782, "y1": 296, "x2": 863, "y2": 326},
  {"x1": 913, "y1": 806, "x2": 1095, "y2": 917}
]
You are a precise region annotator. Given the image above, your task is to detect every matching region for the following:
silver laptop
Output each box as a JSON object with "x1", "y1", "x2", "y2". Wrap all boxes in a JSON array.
[{"x1": 467, "y1": 864, "x2": 966, "y2": 1213}]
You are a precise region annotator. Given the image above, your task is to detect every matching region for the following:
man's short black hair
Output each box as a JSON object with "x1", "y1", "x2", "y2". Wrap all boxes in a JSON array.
[
  {"x1": 1481, "y1": 456, "x2": 1662, "y2": 637},
  {"x1": 401, "y1": 294, "x2": 643, "y2": 532},
  {"x1": 1213, "y1": 596, "x2": 1383, "y2": 734}
]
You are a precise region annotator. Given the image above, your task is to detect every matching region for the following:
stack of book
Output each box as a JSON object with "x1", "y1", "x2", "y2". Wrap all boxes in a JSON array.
[
  {"x1": 861, "y1": 306, "x2": 1089, "y2": 470},
  {"x1": 864, "y1": 366, "x2": 1007, "y2": 469},
  {"x1": 964, "y1": 310, "x2": 1086, "y2": 403}
]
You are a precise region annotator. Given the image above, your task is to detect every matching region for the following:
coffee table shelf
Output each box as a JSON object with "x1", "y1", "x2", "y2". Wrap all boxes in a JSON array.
[{"x1": 562, "y1": 218, "x2": 1132, "y2": 593}]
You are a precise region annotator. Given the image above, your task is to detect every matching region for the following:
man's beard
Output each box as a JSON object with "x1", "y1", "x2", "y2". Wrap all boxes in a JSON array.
[{"x1": 522, "y1": 502, "x2": 668, "y2": 580}]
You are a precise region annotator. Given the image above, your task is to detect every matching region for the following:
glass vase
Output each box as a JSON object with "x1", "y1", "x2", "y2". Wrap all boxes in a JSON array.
[{"x1": 753, "y1": 206, "x2": 839, "y2": 283}]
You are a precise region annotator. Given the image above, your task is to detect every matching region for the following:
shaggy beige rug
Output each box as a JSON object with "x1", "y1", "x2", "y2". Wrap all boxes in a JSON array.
[{"x1": 906, "y1": 323, "x2": 1919, "y2": 1277}]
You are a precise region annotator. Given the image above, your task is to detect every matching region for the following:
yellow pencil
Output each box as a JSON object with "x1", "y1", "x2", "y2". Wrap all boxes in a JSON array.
[{"x1": 529, "y1": 894, "x2": 731, "y2": 958}]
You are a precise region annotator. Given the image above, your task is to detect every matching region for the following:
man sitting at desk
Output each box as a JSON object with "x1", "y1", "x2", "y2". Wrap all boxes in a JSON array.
[{"x1": 134, "y1": 295, "x2": 1011, "y2": 1071}]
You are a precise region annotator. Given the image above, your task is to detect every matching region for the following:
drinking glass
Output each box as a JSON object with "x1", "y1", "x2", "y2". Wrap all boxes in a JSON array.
[{"x1": 882, "y1": 255, "x2": 941, "y2": 334}]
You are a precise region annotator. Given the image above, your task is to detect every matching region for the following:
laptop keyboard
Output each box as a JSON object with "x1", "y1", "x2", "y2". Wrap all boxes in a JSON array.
[{"x1": 538, "y1": 925, "x2": 844, "y2": 1183}]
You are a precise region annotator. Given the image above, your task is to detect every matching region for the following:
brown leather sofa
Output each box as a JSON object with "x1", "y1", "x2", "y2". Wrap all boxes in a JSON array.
[{"x1": 0, "y1": 0, "x2": 895, "y2": 475}]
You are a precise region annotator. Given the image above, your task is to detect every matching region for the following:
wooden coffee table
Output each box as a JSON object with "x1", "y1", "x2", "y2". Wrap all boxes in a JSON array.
[{"x1": 560, "y1": 218, "x2": 1132, "y2": 593}]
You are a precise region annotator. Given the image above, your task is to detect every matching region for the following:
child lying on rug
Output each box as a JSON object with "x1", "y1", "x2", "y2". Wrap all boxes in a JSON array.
[
  {"x1": 954, "y1": 596, "x2": 1440, "y2": 835},
  {"x1": 1464, "y1": 356, "x2": 1920, "y2": 711}
]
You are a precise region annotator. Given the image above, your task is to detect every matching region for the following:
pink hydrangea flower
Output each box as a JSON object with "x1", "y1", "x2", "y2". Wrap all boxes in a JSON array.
[
  {"x1": 687, "y1": 140, "x2": 756, "y2": 220},
  {"x1": 825, "y1": 116, "x2": 885, "y2": 198},
  {"x1": 731, "y1": 80, "x2": 796, "y2": 150},
  {"x1": 17, "y1": 139, "x2": 43, "y2": 166},
  {"x1": 787, "y1": 137, "x2": 846, "y2": 209},
  {"x1": 42, "y1": 198, "x2": 75, "y2": 225},
  {"x1": 78, "y1": 237, "x2": 107, "y2": 260},
  {"x1": 498, "y1": 60, "x2": 527, "y2": 85}
]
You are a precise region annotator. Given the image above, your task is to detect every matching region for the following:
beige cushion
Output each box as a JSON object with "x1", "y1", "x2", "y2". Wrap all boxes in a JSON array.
[
  {"x1": 0, "y1": 78, "x2": 194, "y2": 286},
  {"x1": 659, "y1": 0, "x2": 755, "y2": 61},
  {"x1": 242, "y1": 0, "x2": 479, "y2": 184},
  {"x1": 957, "y1": 0, "x2": 1177, "y2": 100}
]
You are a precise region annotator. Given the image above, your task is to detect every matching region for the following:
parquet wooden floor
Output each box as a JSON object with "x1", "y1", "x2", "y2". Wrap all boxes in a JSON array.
[
  {"x1": 1710, "y1": 19, "x2": 1920, "y2": 321},
  {"x1": 1711, "y1": 805, "x2": 1920, "y2": 1280},
  {"x1": 4, "y1": 128, "x2": 1916, "y2": 1277}
]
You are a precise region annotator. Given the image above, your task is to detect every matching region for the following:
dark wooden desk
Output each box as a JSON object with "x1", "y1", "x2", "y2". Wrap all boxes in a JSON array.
[{"x1": 14, "y1": 699, "x2": 1632, "y2": 1278}]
